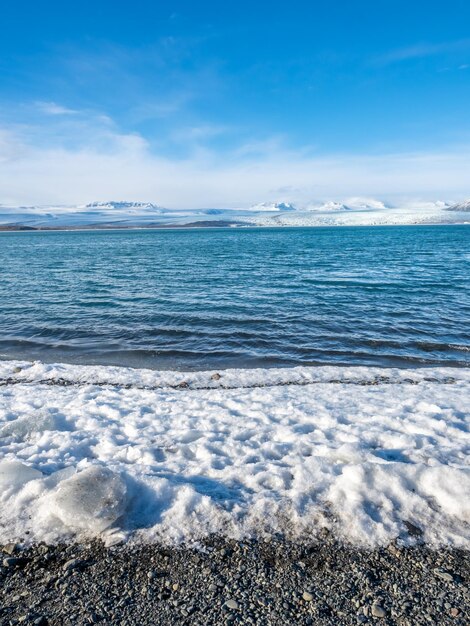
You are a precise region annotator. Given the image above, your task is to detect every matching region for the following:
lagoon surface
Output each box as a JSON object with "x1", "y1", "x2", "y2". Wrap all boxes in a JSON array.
[{"x1": 0, "y1": 225, "x2": 469, "y2": 369}]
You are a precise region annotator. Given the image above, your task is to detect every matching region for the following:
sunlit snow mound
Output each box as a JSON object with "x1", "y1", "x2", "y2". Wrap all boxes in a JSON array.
[{"x1": 0, "y1": 360, "x2": 469, "y2": 547}]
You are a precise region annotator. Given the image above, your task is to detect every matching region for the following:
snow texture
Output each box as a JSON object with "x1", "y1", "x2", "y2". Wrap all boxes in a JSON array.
[{"x1": 0, "y1": 360, "x2": 469, "y2": 547}]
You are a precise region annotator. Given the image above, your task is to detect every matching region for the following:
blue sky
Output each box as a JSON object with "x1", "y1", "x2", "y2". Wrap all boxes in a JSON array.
[{"x1": 1, "y1": 1, "x2": 469, "y2": 207}]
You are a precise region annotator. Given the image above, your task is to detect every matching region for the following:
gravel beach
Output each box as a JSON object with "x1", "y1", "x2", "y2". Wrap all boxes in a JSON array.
[{"x1": 1, "y1": 538, "x2": 468, "y2": 626}]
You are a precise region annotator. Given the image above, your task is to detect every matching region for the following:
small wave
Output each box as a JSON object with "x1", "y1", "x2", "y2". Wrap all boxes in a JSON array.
[
  {"x1": 0, "y1": 359, "x2": 467, "y2": 392},
  {"x1": 413, "y1": 341, "x2": 470, "y2": 353},
  {"x1": 451, "y1": 344, "x2": 470, "y2": 352}
]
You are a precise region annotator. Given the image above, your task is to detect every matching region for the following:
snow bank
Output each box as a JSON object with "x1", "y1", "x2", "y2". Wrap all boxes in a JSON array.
[{"x1": 0, "y1": 360, "x2": 469, "y2": 547}]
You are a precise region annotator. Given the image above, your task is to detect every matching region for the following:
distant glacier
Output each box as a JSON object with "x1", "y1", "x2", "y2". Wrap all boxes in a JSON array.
[{"x1": 0, "y1": 197, "x2": 469, "y2": 229}]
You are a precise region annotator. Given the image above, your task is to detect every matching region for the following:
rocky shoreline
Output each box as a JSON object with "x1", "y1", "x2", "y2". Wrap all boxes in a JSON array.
[{"x1": 1, "y1": 538, "x2": 468, "y2": 625}]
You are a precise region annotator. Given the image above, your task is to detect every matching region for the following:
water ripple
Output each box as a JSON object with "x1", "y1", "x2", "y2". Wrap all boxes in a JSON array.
[{"x1": 0, "y1": 225, "x2": 469, "y2": 369}]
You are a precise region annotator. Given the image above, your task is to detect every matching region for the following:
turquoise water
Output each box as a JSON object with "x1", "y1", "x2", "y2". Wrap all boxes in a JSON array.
[{"x1": 0, "y1": 225, "x2": 469, "y2": 369}]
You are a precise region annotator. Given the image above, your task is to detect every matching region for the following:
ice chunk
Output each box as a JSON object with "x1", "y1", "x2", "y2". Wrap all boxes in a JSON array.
[
  {"x1": 0, "y1": 460, "x2": 42, "y2": 489},
  {"x1": 52, "y1": 466, "x2": 127, "y2": 533},
  {"x1": 0, "y1": 414, "x2": 59, "y2": 439}
]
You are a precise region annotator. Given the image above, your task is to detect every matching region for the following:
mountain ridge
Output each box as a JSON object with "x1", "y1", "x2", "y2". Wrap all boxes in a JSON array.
[{"x1": 446, "y1": 199, "x2": 470, "y2": 212}]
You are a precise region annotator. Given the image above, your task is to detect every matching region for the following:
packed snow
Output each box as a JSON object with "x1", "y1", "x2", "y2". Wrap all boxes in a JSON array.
[
  {"x1": 0, "y1": 360, "x2": 469, "y2": 547},
  {"x1": 0, "y1": 197, "x2": 469, "y2": 228}
]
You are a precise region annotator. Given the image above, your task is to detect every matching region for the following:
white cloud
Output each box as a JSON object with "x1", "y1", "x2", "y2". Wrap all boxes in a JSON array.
[
  {"x1": 0, "y1": 129, "x2": 30, "y2": 163},
  {"x1": 171, "y1": 124, "x2": 228, "y2": 142},
  {"x1": 0, "y1": 111, "x2": 469, "y2": 207},
  {"x1": 35, "y1": 101, "x2": 78, "y2": 116},
  {"x1": 131, "y1": 94, "x2": 192, "y2": 121},
  {"x1": 1, "y1": 129, "x2": 469, "y2": 208}
]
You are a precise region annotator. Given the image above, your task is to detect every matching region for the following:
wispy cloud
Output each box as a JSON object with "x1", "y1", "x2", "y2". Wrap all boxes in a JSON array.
[
  {"x1": 171, "y1": 124, "x2": 229, "y2": 143},
  {"x1": 52, "y1": 38, "x2": 223, "y2": 121},
  {"x1": 374, "y1": 38, "x2": 470, "y2": 65},
  {"x1": 35, "y1": 101, "x2": 78, "y2": 116},
  {"x1": 0, "y1": 128, "x2": 29, "y2": 163},
  {"x1": 130, "y1": 94, "x2": 194, "y2": 122}
]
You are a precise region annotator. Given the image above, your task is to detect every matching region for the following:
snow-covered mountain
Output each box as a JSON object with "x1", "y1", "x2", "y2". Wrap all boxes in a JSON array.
[
  {"x1": 446, "y1": 199, "x2": 470, "y2": 212},
  {"x1": 306, "y1": 198, "x2": 390, "y2": 212},
  {"x1": 344, "y1": 197, "x2": 389, "y2": 210},
  {"x1": 241, "y1": 197, "x2": 469, "y2": 227},
  {"x1": 307, "y1": 201, "x2": 348, "y2": 212},
  {"x1": 413, "y1": 200, "x2": 450, "y2": 210},
  {"x1": 0, "y1": 197, "x2": 469, "y2": 229},
  {"x1": 84, "y1": 201, "x2": 166, "y2": 213},
  {"x1": 0, "y1": 201, "x2": 187, "y2": 228},
  {"x1": 246, "y1": 202, "x2": 297, "y2": 212}
]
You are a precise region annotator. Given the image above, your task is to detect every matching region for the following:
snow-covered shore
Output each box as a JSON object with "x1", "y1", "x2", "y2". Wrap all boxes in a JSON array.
[{"x1": 0, "y1": 361, "x2": 469, "y2": 547}]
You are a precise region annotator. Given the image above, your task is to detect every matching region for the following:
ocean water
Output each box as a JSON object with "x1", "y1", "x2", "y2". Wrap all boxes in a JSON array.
[{"x1": 0, "y1": 225, "x2": 469, "y2": 370}]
